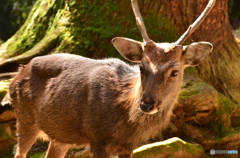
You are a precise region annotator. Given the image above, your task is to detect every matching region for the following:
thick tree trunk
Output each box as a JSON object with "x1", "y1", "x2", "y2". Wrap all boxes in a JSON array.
[
  {"x1": 158, "y1": 0, "x2": 240, "y2": 103},
  {"x1": 0, "y1": 0, "x2": 137, "y2": 72},
  {"x1": 0, "y1": 0, "x2": 62, "y2": 72}
]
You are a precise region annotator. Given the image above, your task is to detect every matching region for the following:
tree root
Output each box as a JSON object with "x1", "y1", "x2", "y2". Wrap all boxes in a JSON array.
[
  {"x1": 0, "y1": 72, "x2": 17, "y2": 80},
  {"x1": 0, "y1": 30, "x2": 60, "y2": 71}
]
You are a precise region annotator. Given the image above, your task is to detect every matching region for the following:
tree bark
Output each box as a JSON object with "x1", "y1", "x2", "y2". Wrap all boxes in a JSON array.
[
  {"x1": 0, "y1": 0, "x2": 137, "y2": 72},
  {"x1": 160, "y1": 0, "x2": 240, "y2": 103},
  {"x1": 191, "y1": 0, "x2": 240, "y2": 104}
]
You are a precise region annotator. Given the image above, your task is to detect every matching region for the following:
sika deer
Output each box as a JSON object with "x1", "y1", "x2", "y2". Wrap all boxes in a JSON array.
[{"x1": 10, "y1": 0, "x2": 215, "y2": 157}]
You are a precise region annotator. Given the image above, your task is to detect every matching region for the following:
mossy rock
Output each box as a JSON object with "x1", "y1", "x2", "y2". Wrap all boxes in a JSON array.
[
  {"x1": 164, "y1": 73, "x2": 240, "y2": 155},
  {"x1": 132, "y1": 137, "x2": 207, "y2": 158},
  {"x1": 178, "y1": 73, "x2": 219, "y2": 126}
]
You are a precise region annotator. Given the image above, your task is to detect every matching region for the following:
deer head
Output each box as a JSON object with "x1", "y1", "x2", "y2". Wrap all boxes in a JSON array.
[{"x1": 112, "y1": 0, "x2": 215, "y2": 114}]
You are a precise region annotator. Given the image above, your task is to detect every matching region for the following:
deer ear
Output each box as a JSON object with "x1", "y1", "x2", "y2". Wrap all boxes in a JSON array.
[
  {"x1": 112, "y1": 37, "x2": 143, "y2": 62},
  {"x1": 182, "y1": 42, "x2": 213, "y2": 66}
]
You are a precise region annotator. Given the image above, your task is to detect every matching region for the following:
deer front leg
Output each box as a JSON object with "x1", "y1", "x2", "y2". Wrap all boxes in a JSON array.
[
  {"x1": 44, "y1": 140, "x2": 69, "y2": 158},
  {"x1": 14, "y1": 122, "x2": 39, "y2": 158}
]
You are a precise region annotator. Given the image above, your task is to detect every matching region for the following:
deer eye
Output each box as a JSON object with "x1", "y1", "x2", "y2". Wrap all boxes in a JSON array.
[{"x1": 170, "y1": 70, "x2": 179, "y2": 77}]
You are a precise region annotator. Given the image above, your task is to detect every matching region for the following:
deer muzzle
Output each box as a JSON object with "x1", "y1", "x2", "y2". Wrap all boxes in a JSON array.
[{"x1": 140, "y1": 98, "x2": 162, "y2": 114}]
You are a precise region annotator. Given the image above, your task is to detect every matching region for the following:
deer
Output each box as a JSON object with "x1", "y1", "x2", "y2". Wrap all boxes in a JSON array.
[{"x1": 9, "y1": 0, "x2": 215, "y2": 157}]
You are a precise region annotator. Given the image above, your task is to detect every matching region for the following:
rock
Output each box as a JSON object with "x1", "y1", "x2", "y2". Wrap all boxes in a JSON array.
[
  {"x1": 178, "y1": 73, "x2": 219, "y2": 125},
  {"x1": 132, "y1": 137, "x2": 207, "y2": 158},
  {"x1": 162, "y1": 72, "x2": 240, "y2": 157},
  {"x1": 0, "y1": 109, "x2": 16, "y2": 122}
]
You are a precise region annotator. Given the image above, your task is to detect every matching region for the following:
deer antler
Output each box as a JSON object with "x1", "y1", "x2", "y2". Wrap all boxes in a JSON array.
[
  {"x1": 175, "y1": 0, "x2": 216, "y2": 45},
  {"x1": 131, "y1": 0, "x2": 151, "y2": 42}
]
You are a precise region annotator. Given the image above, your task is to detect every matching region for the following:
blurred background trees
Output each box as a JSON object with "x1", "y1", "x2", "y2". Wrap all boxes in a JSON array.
[{"x1": 0, "y1": 0, "x2": 36, "y2": 42}]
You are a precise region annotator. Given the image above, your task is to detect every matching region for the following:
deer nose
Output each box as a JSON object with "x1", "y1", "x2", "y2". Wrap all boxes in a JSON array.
[{"x1": 140, "y1": 98, "x2": 155, "y2": 113}]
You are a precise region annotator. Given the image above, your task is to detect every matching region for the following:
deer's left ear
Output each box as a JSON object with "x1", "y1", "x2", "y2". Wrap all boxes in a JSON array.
[
  {"x1": 112, "y1": 37, "x2": 143, "y2": 63},
  {"x1": 182, "y1": 42, "x2": 213, "y2": 66}
]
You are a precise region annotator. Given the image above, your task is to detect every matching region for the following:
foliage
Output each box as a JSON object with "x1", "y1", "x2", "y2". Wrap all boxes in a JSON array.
[{"x1": 0, "y1": 0, "x2": 36, "y2": 41}]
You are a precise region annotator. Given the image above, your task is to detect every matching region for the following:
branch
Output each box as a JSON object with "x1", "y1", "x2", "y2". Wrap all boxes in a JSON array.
[
  {"x1": 132, "y1": 137, "x2": 206, "y2": 158},
  {"x1": 0, "y1": 72, "x2": 17, "y2": 80}
]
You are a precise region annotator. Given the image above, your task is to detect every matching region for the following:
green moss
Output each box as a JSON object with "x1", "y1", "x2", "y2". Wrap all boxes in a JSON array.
[
  {"x1": 199, "y1": 94, "x2": 236, "y2": 138},
  {"x1": 179, "y1": 81, "x2": 202, "y2": 100},
  {"x1": 0, "y1": 124, "x2": 12, "y2": 142},
  {"x1": 29, "y1": 151, "x2": 46, "y2": 158},
  {"x1": 219, "y1": 97, "x2": 235, "y2": 114},
  {"x1": 184, "y1": 66, "x2": 197, "y2": 75},
  {"x1": 132, "y1": 138, "x2": 207, "y2": 158},
  {"x1": 0, "y1": 129, "x2": 10, "y2": 140},
  {"x1": 213, "y1": 96, "x2": 236, "y2": 134},
  {"x1": 0, "y1": 79, "x2": 11, "y2": 101},
  {"x1": 179, "y1": 90, "x2": 200, "y2": 100},
  {"x1": 53, "y1": 0, "x2": 178, "y2": 58}
]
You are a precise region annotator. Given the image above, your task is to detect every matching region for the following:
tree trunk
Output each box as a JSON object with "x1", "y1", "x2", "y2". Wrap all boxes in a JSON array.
[
  {"x1": 0, "y1": 0, "x2": 138, "y2": 72},
  {"x1": 141, "y1": 0, "x2": 240, "y2": 103}
]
